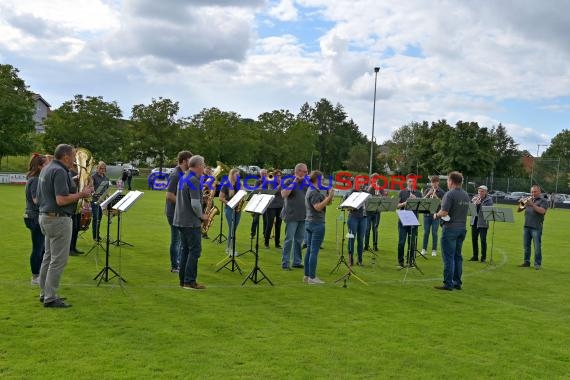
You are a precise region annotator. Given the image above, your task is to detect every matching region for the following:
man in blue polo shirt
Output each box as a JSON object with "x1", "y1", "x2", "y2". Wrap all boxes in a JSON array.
[{"x1": 37, "y1": 144, "x2": 93, "y2": 308}]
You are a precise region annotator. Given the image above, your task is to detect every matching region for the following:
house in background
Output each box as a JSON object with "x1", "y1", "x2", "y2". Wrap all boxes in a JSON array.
[{"x1": 32, "y1": 93, "x2": 51, "y2": 133}]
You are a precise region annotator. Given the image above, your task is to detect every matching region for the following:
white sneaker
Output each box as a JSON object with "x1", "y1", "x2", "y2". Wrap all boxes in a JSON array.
[
  {"x1": 431, "y1": 250, "x2": 437, "y2": 257},
  {"x1": 308, "y1": 277, "x2": 325, "y2": 284},
  {"x1": 303, "y1": 276, "x2": 309, "y2": 283},
  {"x1": 421, "y1": 249, "x2": 427, "y2": 256},
  {"x1": 31, "y1": 276, "x2": 39, "y2": 285}
]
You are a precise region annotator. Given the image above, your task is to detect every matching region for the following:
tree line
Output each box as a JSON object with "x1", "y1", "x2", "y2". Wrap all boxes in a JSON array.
[{"x1": 1, "y1": 63, "x2": 568, "y2": 193}]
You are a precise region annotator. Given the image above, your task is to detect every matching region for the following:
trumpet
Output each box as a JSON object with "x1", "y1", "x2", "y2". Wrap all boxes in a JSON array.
[
  {"x1": 518, "y1": 196, "x2": 533, "y2": 211},
  {"x1": 424, "y1": 188, "x2": 439, "y2": 199},
  {"x1": 472, "y1": 195, "x2": 481, "y2": 204}
]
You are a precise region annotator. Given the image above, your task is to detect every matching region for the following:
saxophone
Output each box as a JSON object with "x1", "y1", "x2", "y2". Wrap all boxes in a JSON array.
[
  {"x1": 75, "y1": 147, "x2": 95, "y2": 230},
  {"x1": 201, "y1": 161, "x2": 228, "y2": 234}
]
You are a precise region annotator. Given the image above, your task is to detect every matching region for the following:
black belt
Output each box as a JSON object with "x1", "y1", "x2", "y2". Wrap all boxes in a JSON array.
[{"x1": 40, "y1": 212, "x2": 71, "y2": 218}]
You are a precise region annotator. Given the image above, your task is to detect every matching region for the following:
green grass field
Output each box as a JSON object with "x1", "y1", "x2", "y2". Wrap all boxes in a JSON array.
[{"x1": 1, "y1": 183, "x2": 569, "y2": 379}]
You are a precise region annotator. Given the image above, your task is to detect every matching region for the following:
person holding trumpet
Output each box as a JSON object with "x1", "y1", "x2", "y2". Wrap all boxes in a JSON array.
[
  {"x1": 517, "y1": 185, "x2": 548, "y2": 269},
  {"x1": 421, "y1": 175, "x2": 446, "y2": 257},
  {"x1": 469, "y1": 185, "x2": 493, "y2": 263},
  {"x1": 396, "y1": 174, "x2": 422, "y2": 268}
]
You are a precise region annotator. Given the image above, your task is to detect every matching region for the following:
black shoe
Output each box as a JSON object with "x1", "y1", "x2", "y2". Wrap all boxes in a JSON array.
[
  {"x1": 480, "y1": 258, "x2": 486, "y2": 263},
  {"x1": 264, "y1": 244, "x2": 270, "y2": 249},
  {"x1": 434, "y1": 286, "x2": 453, "y2": 291},
  {"x1": 39, "y1": 296, "x2": 66, "y2": 303},
  {"x1": 282, "y1": 266, "x2": 292, "y2": 271},
  {"x1": 44, "y1": 299, "x2": 72, "y2": 308},
  {"x1": 518, "y1": 262, "x2": 530, "y2": 267},
  {"x1": 468, "y1": 257, "x2": 478, "y2": 262},
  {"x1": 69, "y1": 250, "x2": 80, "y2": 256},
  {"x1": 292, "y1": 264, "x2": 304, "y2": 269},
  {"x1": 373, "y1": 246, "x2": 378, "y2": 251},
  {"x1": 453, "y1": 285, "x2": 462, "y2": 290},
  {"x1": 364, "y1": 245, "x2": 369, "y2": 251},
  {"x1": 71, "y1": 248, "x2": 84, "y2": 254},
  {"x1": 302, "y1": 243, "x2": 307, "y2": 249},
  {"x1": 275, "y1": 244, "x2": 282, "y2": 249}
]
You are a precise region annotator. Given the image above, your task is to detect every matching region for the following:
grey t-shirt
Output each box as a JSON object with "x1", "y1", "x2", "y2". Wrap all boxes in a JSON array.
[
  {"x1": 165, "y1": 166, "x2": 183, "y2": 223},
  {"x1": 440, "y1": 188, "x2": 470, "y2": 229},
  {"x1": 173, "y1": 173, "x2": 202, "y2": 228},
  {"x1": 37, "y1": 160, "x2": 75, "y2": 216},
  {"x1": 25, "y1": 176, "x2": 40, "y2": 219},
  {"x1": 524, "y1": 196, "x2": 548, "y2": 228},
  {"x1": 306, "y1": 189, "x2": 326, "y2": 223},
  {"x1": 281, "y1": 178, "x2": 307, "y2": 222}
]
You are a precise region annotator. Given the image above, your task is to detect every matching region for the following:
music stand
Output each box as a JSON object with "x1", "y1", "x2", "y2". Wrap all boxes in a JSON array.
[
  {"x1": 238, "y1": 189, "x2": 276, "y2": 257},
  {"x1": 405, "y1": 198, "x2": 435, "y2": 260},
  {"x1": 217, "y1": 189, "x2": 248, "y2": 274},
  {"x1": 481, "y1": 206, "x2": 514, "y2": 265},
  {"x1": 86, "y1": 187, "x2": 117, "y2": 256},
  {"x1": 242, "y1": 193, "x2": 275, "y2": 285},
  {"x1": 211, "y1": 199, "x2": 227, "y2": 244},
  {"x1": 364, "y1": 196, "x2": 383, "y2": 263},
  {"x1": 108, "y1": 190, "x2": 140, "y2": 248},
  {"x1": 333, "y1": 192, "x2": 370, "y2": 288},
  {"x1": 93, "y1": 190, "x2": 127, "y2": 285},
  {"x1": 397, "y1": 210, "x2": 422, "y2": 281}
]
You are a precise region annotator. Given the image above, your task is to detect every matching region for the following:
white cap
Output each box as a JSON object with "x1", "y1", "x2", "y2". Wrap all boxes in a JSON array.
[{"x1": 478, "y1": 185, "x2": 488, "y2": 191}]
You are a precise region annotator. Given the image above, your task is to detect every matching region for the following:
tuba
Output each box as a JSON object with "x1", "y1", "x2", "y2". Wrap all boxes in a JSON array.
[{"x1": 75, "y1": 148, "x2": 95, "y2": 230}]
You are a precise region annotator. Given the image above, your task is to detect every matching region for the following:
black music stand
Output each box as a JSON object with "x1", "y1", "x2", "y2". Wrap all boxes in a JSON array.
[
  {"x1": 405, "y1": 198, "x2": 438, "y2": 260},
  {"x1": 211, "y1": 200, "x2": 227, "y2": 244},
  {"x1": 93, "y1": 190, "x2": 127, "y2": 285},
  {"x1": 242, "y1": 193, "x2": 275, "y2": 285},
  {"x1": 364, "y1": 196, "x2": 382, "y2": 263},
  {"x1": 238, "y1": 189, "x2": 276, "y2": 257},
  {"x1": 85, "y1": 184, "x2": 112, "y2": 256},
  {"x1": 109, "y1": 208, "x2": 133, "y2": 247},
  {"x1": 397, "y1": 210, "x2": 422, "y2": 281},
  {"x1": 481, "y1": 206, "x2": 514, "y2": 265},
  {"x1": 332, "y1": 192, "x2": 369, "y2": 288},
  {"x1": 217, "y1": 189, "x2": 248, "y2": 274}
]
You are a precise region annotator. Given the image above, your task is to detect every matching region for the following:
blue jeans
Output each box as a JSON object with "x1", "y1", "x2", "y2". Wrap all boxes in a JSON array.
[
  {"x1": 471, "y1": 226, "x2": 488, "y2": 260},
  {"x1": 169, "y1": 222, "x2": 181, "y2": 269},
  {"x1": 282, "y1": 220, "x2": 305, "y2": 268},
  {"x1": 397, "y1": 222, "x2": 417, "y2": 264},
  {"x1": 422, "y1": 214, "x2": 439, "y2": 251},
  {"x1": 523, "y1": 226, "x2": 542, "y2": 266},
  {"x1": 304, "y1": 221, "x2": 325, "y2": 278},
  {"x1": 24, "y1": 218, "x2": 45, "y2": 275},
  {"x1": 91, "y1": 203, "x2": 103, "y2": 240},
  {"x1": 177, "y1": 226, "x2": 202, "y2": 285},
  {"x1": 441, "y1": 227, "x2": 467, "y2": 289},
  {"x1": 348, "y1": 215, "x2": 367, "y2": 263},
  {"x1": 224, "y1": 207, "x2": 242, "y2": 252},
  {"x1": 365, "y1": 212, "x2": 380, "y2": 248}
]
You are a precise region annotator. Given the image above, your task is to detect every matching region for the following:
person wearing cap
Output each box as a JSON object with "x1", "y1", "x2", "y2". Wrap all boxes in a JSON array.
[{"x1": 469, "y1": 185, "x2": 493, "y2": 262}]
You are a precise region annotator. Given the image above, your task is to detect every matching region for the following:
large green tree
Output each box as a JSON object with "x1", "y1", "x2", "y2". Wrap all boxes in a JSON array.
[
  {"x1": 491, "y1": 123, "x2": 524, "y2": 177},
  {"x1": 130, "y1": 97, "x2": 181, "y2": 170},
  {"x1": 0, "y1": 64, "x2": 35, "y2": 167},
  {"x1": 43, "y1": 95, "x2": 124, "y2": 162}
]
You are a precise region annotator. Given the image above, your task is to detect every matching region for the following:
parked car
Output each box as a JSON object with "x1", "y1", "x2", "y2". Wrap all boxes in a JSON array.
[
  {"x1": 489, "y1": 190, "x2": 506, "y2": 198},
  {"x1": 104, "y1": 163, "x2": 139, "y2": 178},
  {"x1": 504, "y1": 192, "x2": 530, "y2": 201},
  {"x1": 151, "y1": 167, "x2": 175, "y2": 175}
]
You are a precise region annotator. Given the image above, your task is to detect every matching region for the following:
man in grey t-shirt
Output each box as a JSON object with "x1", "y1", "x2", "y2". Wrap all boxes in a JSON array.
[
  {"x1": 517, "y1": 185, "x2": 548, "y2": 269},
  {"x1": 165, "y1": 150, "x2": 192, "y2": 272},
  {"x1": 280, "y1": 163, "x2": 308, "y2": 270},
  {"x1": 37, "y1": 144, "x2": 93, "y2": 308},
  {"x1": 433, "y1": 171, "x2": 470, "y2": 291},
  {"x1": 173, "y1": 155, "x2": 208, "y2": 290}
]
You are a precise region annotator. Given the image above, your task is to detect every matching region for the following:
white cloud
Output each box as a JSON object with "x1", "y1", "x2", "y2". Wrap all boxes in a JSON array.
[{"x1": 268, "y1": 0, "x2": 298, "y2": 22}]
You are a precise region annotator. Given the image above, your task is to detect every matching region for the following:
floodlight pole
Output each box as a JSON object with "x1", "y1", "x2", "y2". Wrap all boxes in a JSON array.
[{"x1": 369, "y1": 67, "x2": 380, "y2": 176}]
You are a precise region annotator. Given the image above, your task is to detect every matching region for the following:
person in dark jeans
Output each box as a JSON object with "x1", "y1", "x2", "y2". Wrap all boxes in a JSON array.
[
  {"x1": 91, "y1": 162, "x2": 109, "y2": 241},
  {"x1": 469, "y1": 185, "x2": 493, "y2": 263},
  {"x1": 24, "y1": 153, "x2": 47, "y2": 285}
]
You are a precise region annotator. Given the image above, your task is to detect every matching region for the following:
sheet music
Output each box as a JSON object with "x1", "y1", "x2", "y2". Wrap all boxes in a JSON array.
[
  {"x1": 397, "y1": 210, "x2": 420, "y2": 226},
  {"x1": 227, "y1": 189, "x2": 248, "y2": 209},
  {"x1": 114, "y1": 191, "x2": 144, "y2": 212},
  {"x1": 245, "y1": 194, "x2": 274, "y2": 214},
  {"x1": 99, "y1": 190, "x2": 122, "y2": 209},
  {"x1": 339, "y1": 191, "x2": 370, "y2": 209}
]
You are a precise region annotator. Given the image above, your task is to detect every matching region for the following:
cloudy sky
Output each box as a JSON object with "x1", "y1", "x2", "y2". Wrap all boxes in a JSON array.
[{"x1": 1, "y1": 0, "x2": 569, "y2": 155}]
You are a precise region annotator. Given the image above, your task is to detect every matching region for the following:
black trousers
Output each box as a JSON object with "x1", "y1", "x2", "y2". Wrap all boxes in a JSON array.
[{"x1": 264, "y1": 207, "x2": 282, "y2": 246}]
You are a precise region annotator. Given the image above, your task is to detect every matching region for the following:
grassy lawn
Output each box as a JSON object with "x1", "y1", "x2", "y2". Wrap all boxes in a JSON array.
[{"x1": 1, "y1": 183, "x2": 569, "y2": 379}]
